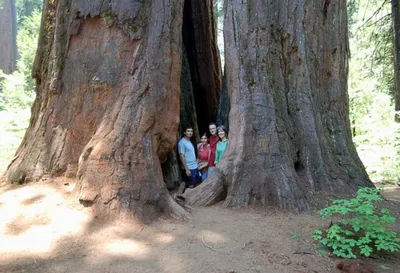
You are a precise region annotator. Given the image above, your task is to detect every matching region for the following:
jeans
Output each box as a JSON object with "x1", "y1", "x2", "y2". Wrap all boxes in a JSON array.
[
  {"x1": 186, "y1": 168, "x2": 200, "y2": 186},
  {"x1": 201, "y1": 170, "x2": 209, "y2": 181}
]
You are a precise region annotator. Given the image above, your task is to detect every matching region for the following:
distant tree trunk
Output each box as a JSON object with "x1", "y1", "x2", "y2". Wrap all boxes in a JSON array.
[
  {"x1": 6, "y1": 0, "x2": 192, "y2": 222},
  {"x1": 0, "y1": 0, "x2": 17, "y2": 74},
  {"x1": 392, "y1": 0, "x2": 400, "y2": 122},
  {"x1": 184, "y1": 0, "x2": 374, "y2": 211}
]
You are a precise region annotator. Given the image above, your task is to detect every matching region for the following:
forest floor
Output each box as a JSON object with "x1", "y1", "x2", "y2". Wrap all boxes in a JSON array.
[{"x1": 0, "y1": 176, "x2": 399, "y2": 273}]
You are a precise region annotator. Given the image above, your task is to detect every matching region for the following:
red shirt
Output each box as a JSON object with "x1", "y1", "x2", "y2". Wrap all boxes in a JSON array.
[
  {"x1": 197, "y1": 144, "x2": 210, "y2": 162},
  {"x1": 208, "y1": 135, "x2": 219, "y2": 166}
]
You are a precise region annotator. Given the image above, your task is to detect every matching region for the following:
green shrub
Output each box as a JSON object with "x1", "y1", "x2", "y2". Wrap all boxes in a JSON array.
[{"x1": 313, "y1": 187, "x2": 400, "y2": 258}]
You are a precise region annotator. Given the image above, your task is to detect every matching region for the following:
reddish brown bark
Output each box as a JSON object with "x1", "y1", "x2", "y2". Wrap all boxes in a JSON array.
[
  {"x1": 6, "y1": 0, "x2": 190, "y2": 222},
  {"x1": 0, "y1": 0, "x2": 17, "y2": 74},
  {"x1": 184, "y1": 0, "x2": 374, "y2": 211}
]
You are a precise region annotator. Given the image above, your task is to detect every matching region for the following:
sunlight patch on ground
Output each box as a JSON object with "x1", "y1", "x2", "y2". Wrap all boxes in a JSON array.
[
  {"x1": 103, "y1": 239, "x2": 150, "y2": 258},
  {"x1": 153, "y1": 232, "x2": 175, "y2": 244},
  {"x1": 0, "y1": 183, "x2": 89, "y2": 257}
]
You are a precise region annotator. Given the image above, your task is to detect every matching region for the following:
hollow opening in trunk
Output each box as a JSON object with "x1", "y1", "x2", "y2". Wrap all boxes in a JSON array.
[
  {"x1": 161, "y1": 0, "x2": 223, "y2": 190},
  {"x1": 181, "y1": 0, "x2": 220, "y2": 135}
]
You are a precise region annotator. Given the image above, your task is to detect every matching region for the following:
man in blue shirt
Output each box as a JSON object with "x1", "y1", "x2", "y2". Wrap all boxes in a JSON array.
[{"x1": 178, "y1": 126, "x2": 199, "y2": 187}]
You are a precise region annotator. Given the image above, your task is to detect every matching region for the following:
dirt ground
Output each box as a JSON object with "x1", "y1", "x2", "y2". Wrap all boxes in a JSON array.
[{"x1": 0, "y1": 177, "x2": 399, "y2": 273}]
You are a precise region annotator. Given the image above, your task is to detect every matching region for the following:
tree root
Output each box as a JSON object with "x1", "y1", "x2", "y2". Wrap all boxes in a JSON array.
[
  {"x1": 162, "y1": 193, "x2": 191, "y2": 220},
  {"x1": 182, "y1": 175, "x2": 225, "y2": 206}
]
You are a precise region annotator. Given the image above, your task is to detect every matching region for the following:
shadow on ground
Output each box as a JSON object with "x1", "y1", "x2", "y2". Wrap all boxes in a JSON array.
[{"x1": 0, "y1": 176, "x2": 399, "y2": 273}]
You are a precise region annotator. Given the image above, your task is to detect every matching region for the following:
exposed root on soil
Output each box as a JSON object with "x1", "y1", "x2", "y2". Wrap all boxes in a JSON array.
[
  {"x1": 162, "y1": 193, "x2": 191, "y2": 220},
  {"x1": 182, "y1": 175, "x2": 225, "y2": 206}
]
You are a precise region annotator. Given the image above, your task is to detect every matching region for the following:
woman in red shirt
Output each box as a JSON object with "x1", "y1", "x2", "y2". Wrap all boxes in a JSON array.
[{"x1": 197, "y1": 133, "x2": 211, "y2": 181}]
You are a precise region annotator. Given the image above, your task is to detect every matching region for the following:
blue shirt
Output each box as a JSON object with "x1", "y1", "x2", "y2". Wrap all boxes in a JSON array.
[{"x1": 178, "y1": 138, "x2": 198, "y2": 170}]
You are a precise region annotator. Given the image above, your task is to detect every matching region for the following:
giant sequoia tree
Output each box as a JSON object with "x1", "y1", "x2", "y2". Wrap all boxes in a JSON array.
[
  {"x1": 6, "y1": 0, "x2": 373, "y2": 221},
  {"x1": 184, "y1": 0, "x2": 374, "y2": 210}
]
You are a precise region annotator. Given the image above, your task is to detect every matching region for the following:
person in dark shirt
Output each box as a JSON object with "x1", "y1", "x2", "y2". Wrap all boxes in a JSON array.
[{"x1": 208, "y1": 122, "x2": 218, "y2": 167}]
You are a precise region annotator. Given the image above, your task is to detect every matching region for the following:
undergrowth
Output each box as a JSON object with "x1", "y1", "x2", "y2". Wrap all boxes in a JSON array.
[{"x1": 313, "y1": 187, "x2": 400, "y2": 258}]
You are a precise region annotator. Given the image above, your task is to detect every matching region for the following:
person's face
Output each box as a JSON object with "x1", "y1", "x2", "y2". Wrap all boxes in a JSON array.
[
  {"x1": 209, "y1": 124, "x2": 217, "y2": 136},
  {"x1": 184, "y1": 128, "x2": 193, "y2": 138},
  {"x1": 201, "y1": 135, "x2": 208, "y2": 144},
  {"x1": 218, "y1": 129, "x2": 226, "y2": 139}
]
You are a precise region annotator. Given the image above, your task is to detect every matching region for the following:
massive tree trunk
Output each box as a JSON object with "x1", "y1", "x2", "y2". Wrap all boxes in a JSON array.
[
  {"x1": 6, "y1": 0, "x2": 192, "y2": 222},
  {"x1": 392, "y1": 0, "x2": 400, "y2": 122},
  {"x1": 0, "y1": 0, "x2": 17, "y2": 74},
  {"x1": 184, "y1": 0, "x2": 374, "y2": 211}
]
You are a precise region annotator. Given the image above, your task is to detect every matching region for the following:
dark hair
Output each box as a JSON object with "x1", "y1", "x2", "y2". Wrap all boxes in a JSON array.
[
  {"x1": 181, "y1": 125, "x2": 197, "y2": 158},
  {"x1": 201, "y1": 133, "x2": 208, "y2": 139},
  {"x1": 183, "y1": 125, "x2": 193, "y2": 133},
  {"x1": 217, "y1": 125, "x2": 228, "y2": 140}
]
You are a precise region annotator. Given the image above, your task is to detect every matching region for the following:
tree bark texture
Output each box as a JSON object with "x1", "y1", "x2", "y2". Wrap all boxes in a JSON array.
[
  {"x1": 6, "y1": 0, "x2": 374, "y2": 218},
  {"x1": 184, "y1": 0, "x2": 373, "y2": 212},
  {"x1": 392, "y1": 0, "x2": 400, "y2": 122},
  {"x1": 0, "y1": 0, "x2": 17, "y2": 74},
  {"x1": 161, "y1": 47, "x2": 198, "y2": 190},
  {"x1": 6, "y1": 0, "x2": 190, "y2": 222},
  {"x1": 183, "y1": 0, "x2": 222, "y2": 134},
  {"x1": 217, "y1": 68, "x2": 230, "y2": 129}
]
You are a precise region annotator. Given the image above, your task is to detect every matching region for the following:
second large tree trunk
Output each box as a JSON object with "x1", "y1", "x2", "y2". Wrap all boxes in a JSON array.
[{"x1": 184, "y1": 0, "x2": 374, "y2": 211}]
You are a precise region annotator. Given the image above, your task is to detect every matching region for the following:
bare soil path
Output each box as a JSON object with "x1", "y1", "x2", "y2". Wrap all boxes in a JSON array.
[{"x1": 0, "y1": 177, "x2": 399, "y2": 273}]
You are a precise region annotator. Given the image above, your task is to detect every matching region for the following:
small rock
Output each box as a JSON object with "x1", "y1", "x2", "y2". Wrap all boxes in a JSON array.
[{"x1": 336, "y1": 259, "x2": 374, "y2": 273}]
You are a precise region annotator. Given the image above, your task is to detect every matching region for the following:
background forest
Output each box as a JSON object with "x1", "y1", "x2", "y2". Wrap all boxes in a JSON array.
[{"x1": 0, "y1": 0, "x2": 399, "y2": 185}]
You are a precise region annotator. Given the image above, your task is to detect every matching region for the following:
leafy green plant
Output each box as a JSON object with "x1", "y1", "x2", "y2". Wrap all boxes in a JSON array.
[{"x1": 313, "y1": 187, "x2": 400, "y2": 258}]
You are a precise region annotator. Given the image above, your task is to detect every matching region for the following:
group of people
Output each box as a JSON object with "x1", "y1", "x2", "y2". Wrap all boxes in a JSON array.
[{"x1": 178, "y1": 123, "x2": 228, "y2": 188}]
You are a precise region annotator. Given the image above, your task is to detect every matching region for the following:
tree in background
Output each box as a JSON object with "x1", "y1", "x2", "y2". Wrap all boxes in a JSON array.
[
  {"x1": 0, "y1": 1, "x2": 41, "y2": 172},
  {"x1": 15, "y1": 0, "x2": 42, "y2": 25},
  {"x1": 0, "y1": 0, "x2": 17, "y2": 74},
  {"x1": 392, "y1": 0, "x2": 400, "y2": 121},
  {"x1": 348, "y1": 0, "x2": 400, "y2": 184}
]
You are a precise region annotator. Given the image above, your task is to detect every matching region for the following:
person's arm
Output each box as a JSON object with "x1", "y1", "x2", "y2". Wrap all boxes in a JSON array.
[
  {"x1": 178, "y1": 142, "x2": 191, "y2": 176},
  {"x1": 207, "y1": 145, "x2": 211, "y2": 163},
  {"x1": 197, "y1": 143, "x2": 201, "y2": 163},
  {"x1": 179, "y1": 153, "x2": 191, "y2": 176},
  {"x1": 214, "y1": 143, "x2": 219, "y2": 165}
]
